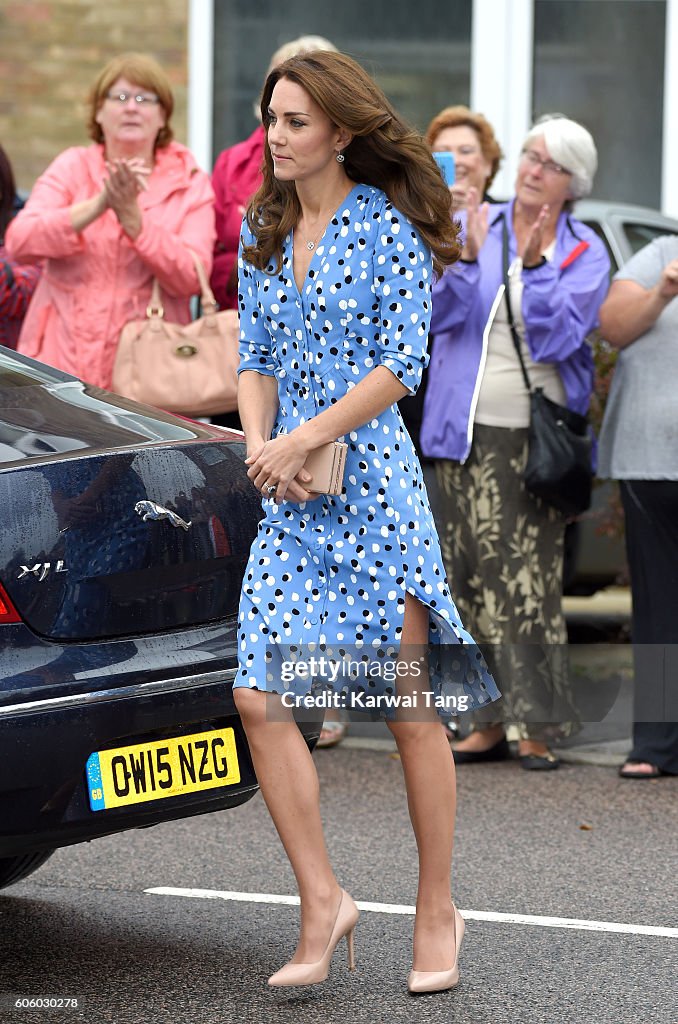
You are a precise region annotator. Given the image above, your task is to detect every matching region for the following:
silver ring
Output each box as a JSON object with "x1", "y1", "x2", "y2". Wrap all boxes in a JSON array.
[{"x1": 266, "y1": 484, "x2": 277, "y2": 496}]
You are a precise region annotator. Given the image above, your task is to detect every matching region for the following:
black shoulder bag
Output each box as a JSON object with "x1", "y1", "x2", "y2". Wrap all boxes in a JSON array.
[{"x1": 501, "y1": 218, "x2": 592, "y2": 518}]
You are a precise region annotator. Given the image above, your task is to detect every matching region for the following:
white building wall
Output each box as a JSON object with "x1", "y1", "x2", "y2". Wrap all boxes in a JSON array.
[
  {"x1": 187, "y1": 0, "x2": 214, "y2": 172},
  {"x1": 662, "y1": 0, "x2": 678, "y2": 215},
  {"x1": 471, "y1": 0, "x2": 533, "y2": 199}
]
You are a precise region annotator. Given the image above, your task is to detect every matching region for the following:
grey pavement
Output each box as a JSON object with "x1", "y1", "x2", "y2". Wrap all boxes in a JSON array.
[
  {"x1": 3, "y1": 588, "x2": 667, "y2": 1024},
  {"x1": 1, "y1": 742, "x2": 676, "y2": 1024}
]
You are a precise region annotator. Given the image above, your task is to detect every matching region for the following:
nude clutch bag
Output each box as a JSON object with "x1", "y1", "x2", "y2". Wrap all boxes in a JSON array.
[{"x1": 303, "y1": 441, "x2": 348, "y2": 495}]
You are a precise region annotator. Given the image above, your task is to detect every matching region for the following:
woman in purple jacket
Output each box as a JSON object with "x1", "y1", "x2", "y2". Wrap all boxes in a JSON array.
[{"x1": 421, "y1": 115, "x2": 610, "y2": 770}]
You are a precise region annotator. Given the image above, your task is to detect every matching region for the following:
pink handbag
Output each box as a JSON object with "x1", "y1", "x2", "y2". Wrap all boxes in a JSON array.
[
  {"x1": 113, "y1": 254, "x2": 240, "y2": 417},
  {"x1": 304, "y1": 441, "x2": 348, "y2": 495}
]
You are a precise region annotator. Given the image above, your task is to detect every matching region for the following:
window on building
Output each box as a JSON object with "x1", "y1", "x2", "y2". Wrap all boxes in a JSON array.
[
  {"x1": 533, "y1": 0, "x2": 666, "y2": 207},
  {"x1": 212, "y1": 0, "x2": 472, "y2": 162}
]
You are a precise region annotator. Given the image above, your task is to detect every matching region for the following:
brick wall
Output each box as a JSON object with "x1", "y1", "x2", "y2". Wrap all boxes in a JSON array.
[{"x1": 0, "y1": 0, "x2": 189, "y2": 193}]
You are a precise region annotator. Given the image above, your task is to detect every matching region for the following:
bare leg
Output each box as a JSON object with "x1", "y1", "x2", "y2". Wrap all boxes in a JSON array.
[
  {"x1": 234, "y1": 688, "x2": 342, "y2": 962},
  {"x1": 386, "y1": 593, "x2": 459, "y2": 971}
]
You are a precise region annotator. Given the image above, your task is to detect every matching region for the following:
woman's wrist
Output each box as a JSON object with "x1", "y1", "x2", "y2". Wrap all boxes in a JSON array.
[
  {"x1": 523, "y1": 255, "x2": 547, "y2": 270},
  {"x1": 291, "y1": 422, "x2": 327, "y2": 455},
  {"x1": 654, "y1": 281, "x2": 677, "y2": 306},
  {"x1": 119, "y1": 206, "x2": 142, "y2": 239},
  {"x1": 245, "y1": 433, "x2": 266, "y2": 457},
  {"x1": 69, "y1": 191, "x2": 108, "y2": 232}
]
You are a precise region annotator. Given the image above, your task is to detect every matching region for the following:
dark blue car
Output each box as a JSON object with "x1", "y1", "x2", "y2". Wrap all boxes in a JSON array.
[{"x1": 0, "y1": 347, "x2": 317, "y2": 888}]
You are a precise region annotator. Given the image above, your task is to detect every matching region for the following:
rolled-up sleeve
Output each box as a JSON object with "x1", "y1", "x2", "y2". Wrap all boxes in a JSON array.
[
  {"x1": 237, "y1": 224, "x2": 275, "y2": 377},
  {"x1": 373, "y1": 202, "x2": 431, "y2": 395}
]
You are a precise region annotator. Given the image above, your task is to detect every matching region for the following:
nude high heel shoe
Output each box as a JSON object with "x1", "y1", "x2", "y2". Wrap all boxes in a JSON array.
[
  {"x1": 267, "y1": 889, "x2": 359, "y2": 988},
  {"x1": 407, "y1": 904, "x2": 465, "y2": 995}
]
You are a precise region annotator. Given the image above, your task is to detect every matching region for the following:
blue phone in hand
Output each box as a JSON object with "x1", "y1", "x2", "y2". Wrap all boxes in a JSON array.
[{"x1": 433, "y1": 151, "x2": 456, "y2": 186}]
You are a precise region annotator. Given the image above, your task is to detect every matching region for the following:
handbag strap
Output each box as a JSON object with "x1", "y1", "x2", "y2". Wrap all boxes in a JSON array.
[
  {"x1": 501, "y1": 215, "x2": 533, "y2": 395},
  {"x1": 146, "y1": 250, "x2": 218, "y2": 319},
  {"x1": 188, "y1": 250, "x2": 219, "y2": 311}
]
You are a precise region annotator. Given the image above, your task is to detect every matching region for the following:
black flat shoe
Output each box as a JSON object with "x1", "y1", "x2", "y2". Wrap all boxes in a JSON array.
[
  {"x1": 451, "y1": 737, "x2": 510, "y2": 764},
  {"x1": 519, "y1": 751, "x2": 560, "y2": 771}
]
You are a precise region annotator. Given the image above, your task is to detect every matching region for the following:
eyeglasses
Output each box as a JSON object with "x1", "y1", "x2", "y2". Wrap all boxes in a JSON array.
[
  {"x1": 521, "y1": 149, "x2": 570, "y2": 176},
  {"x1": 105, "y1": 91, "x2": 161, "y2": 106}
]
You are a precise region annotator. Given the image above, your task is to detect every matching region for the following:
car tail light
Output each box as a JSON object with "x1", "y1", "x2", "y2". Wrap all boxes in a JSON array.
[{"x1": 0, "y1": 582, "x2": 21, "y2": 624}]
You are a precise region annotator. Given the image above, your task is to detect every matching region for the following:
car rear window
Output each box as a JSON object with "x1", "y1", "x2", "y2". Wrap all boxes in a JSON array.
[{"x1": 622, "y1": 222, "x2": 676, "y2": 255}]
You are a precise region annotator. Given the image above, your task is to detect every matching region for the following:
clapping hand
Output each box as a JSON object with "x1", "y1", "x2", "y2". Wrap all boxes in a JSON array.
[
  {"x1": 461, "y1": 187, "x2": 489, "y2": 260},
  {"x1": 520, "y1": 204, "x2": 550, "y2": 267},
  {"x1": 103, "y1": 158, "x2": 150, "y2": 237},
  {"x1": 105, "y1": 157, "x2": 150, "y2": 194}
]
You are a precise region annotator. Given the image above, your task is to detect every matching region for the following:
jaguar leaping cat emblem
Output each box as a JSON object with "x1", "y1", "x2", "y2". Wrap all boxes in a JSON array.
[{"x1": 134, "y1": 500, "x2": 192, "y2": 531}]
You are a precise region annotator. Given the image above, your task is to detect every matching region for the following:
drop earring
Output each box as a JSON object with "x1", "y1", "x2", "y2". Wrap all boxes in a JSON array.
[{"x1": 336, "y1": 152, "x2": 345, "y2": 163}]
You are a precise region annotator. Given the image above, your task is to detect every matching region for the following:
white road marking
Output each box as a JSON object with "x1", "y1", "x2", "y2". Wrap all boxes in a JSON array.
[{"x1": 144, "y1": 888, "x2": 678, "y2": 939}]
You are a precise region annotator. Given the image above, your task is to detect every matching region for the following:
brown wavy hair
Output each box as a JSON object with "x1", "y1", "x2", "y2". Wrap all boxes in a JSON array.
[
  {"x1": 425, "y1": 105, "x2": 503, "y2": 193},
  {"x1": 243, "y1": 51, "x2": 460, "y2": 277},
  {"x1": 87, "y1": 53, "x2": 174, "y2": 149}
]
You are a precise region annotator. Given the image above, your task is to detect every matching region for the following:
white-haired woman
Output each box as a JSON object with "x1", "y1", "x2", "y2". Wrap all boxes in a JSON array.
[{"x1": 421, "y1": 115, "x2": 610, "y2": 769}]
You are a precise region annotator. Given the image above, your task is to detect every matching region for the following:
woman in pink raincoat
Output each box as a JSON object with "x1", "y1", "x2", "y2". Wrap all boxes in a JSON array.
[{"x1": 6, "y1": 53, "x2": 215, "y2": 390}]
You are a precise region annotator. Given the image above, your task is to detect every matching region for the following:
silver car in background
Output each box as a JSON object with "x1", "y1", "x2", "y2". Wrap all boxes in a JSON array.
[{"x1": 575, "y1": 199, "x2": 678, "y2": 268}]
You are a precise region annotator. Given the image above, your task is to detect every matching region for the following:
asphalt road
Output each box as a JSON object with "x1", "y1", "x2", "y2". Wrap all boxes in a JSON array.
[{"x1": 1, "y1": 742, "x2": 676, "y2": 1024}]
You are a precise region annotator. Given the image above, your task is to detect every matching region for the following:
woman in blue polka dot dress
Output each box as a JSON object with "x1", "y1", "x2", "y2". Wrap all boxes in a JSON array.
[{"x1": 233, "y1": 51, "x2": 500, "y2": 994}]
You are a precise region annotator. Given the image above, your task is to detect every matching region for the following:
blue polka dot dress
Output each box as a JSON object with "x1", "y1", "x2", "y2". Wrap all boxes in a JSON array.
[{"x1": 235, "y1": 184, "x2": 499, "y2": 716}]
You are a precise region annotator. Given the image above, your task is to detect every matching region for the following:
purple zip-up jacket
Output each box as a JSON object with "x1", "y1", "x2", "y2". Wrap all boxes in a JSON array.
[{"x1": 420, "y1": 199, "x2": 610, "y2": 462}]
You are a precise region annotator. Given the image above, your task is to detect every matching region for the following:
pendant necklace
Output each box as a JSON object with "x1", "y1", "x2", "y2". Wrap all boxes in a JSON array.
[
  {"x1": 299, "y1": 207, "x2": 338, "y2": 252},
  {"x1": 303, "y1": 217, "x2": 332, "y2": 251},
  {"x1": 298, "y1": 186, "x2": 352, "y2": 251}
]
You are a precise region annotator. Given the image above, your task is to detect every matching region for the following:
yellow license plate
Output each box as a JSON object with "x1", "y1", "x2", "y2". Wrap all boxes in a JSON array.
[{"x1": 85, "y1": 727, "x2": 240, "y2": 811}]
